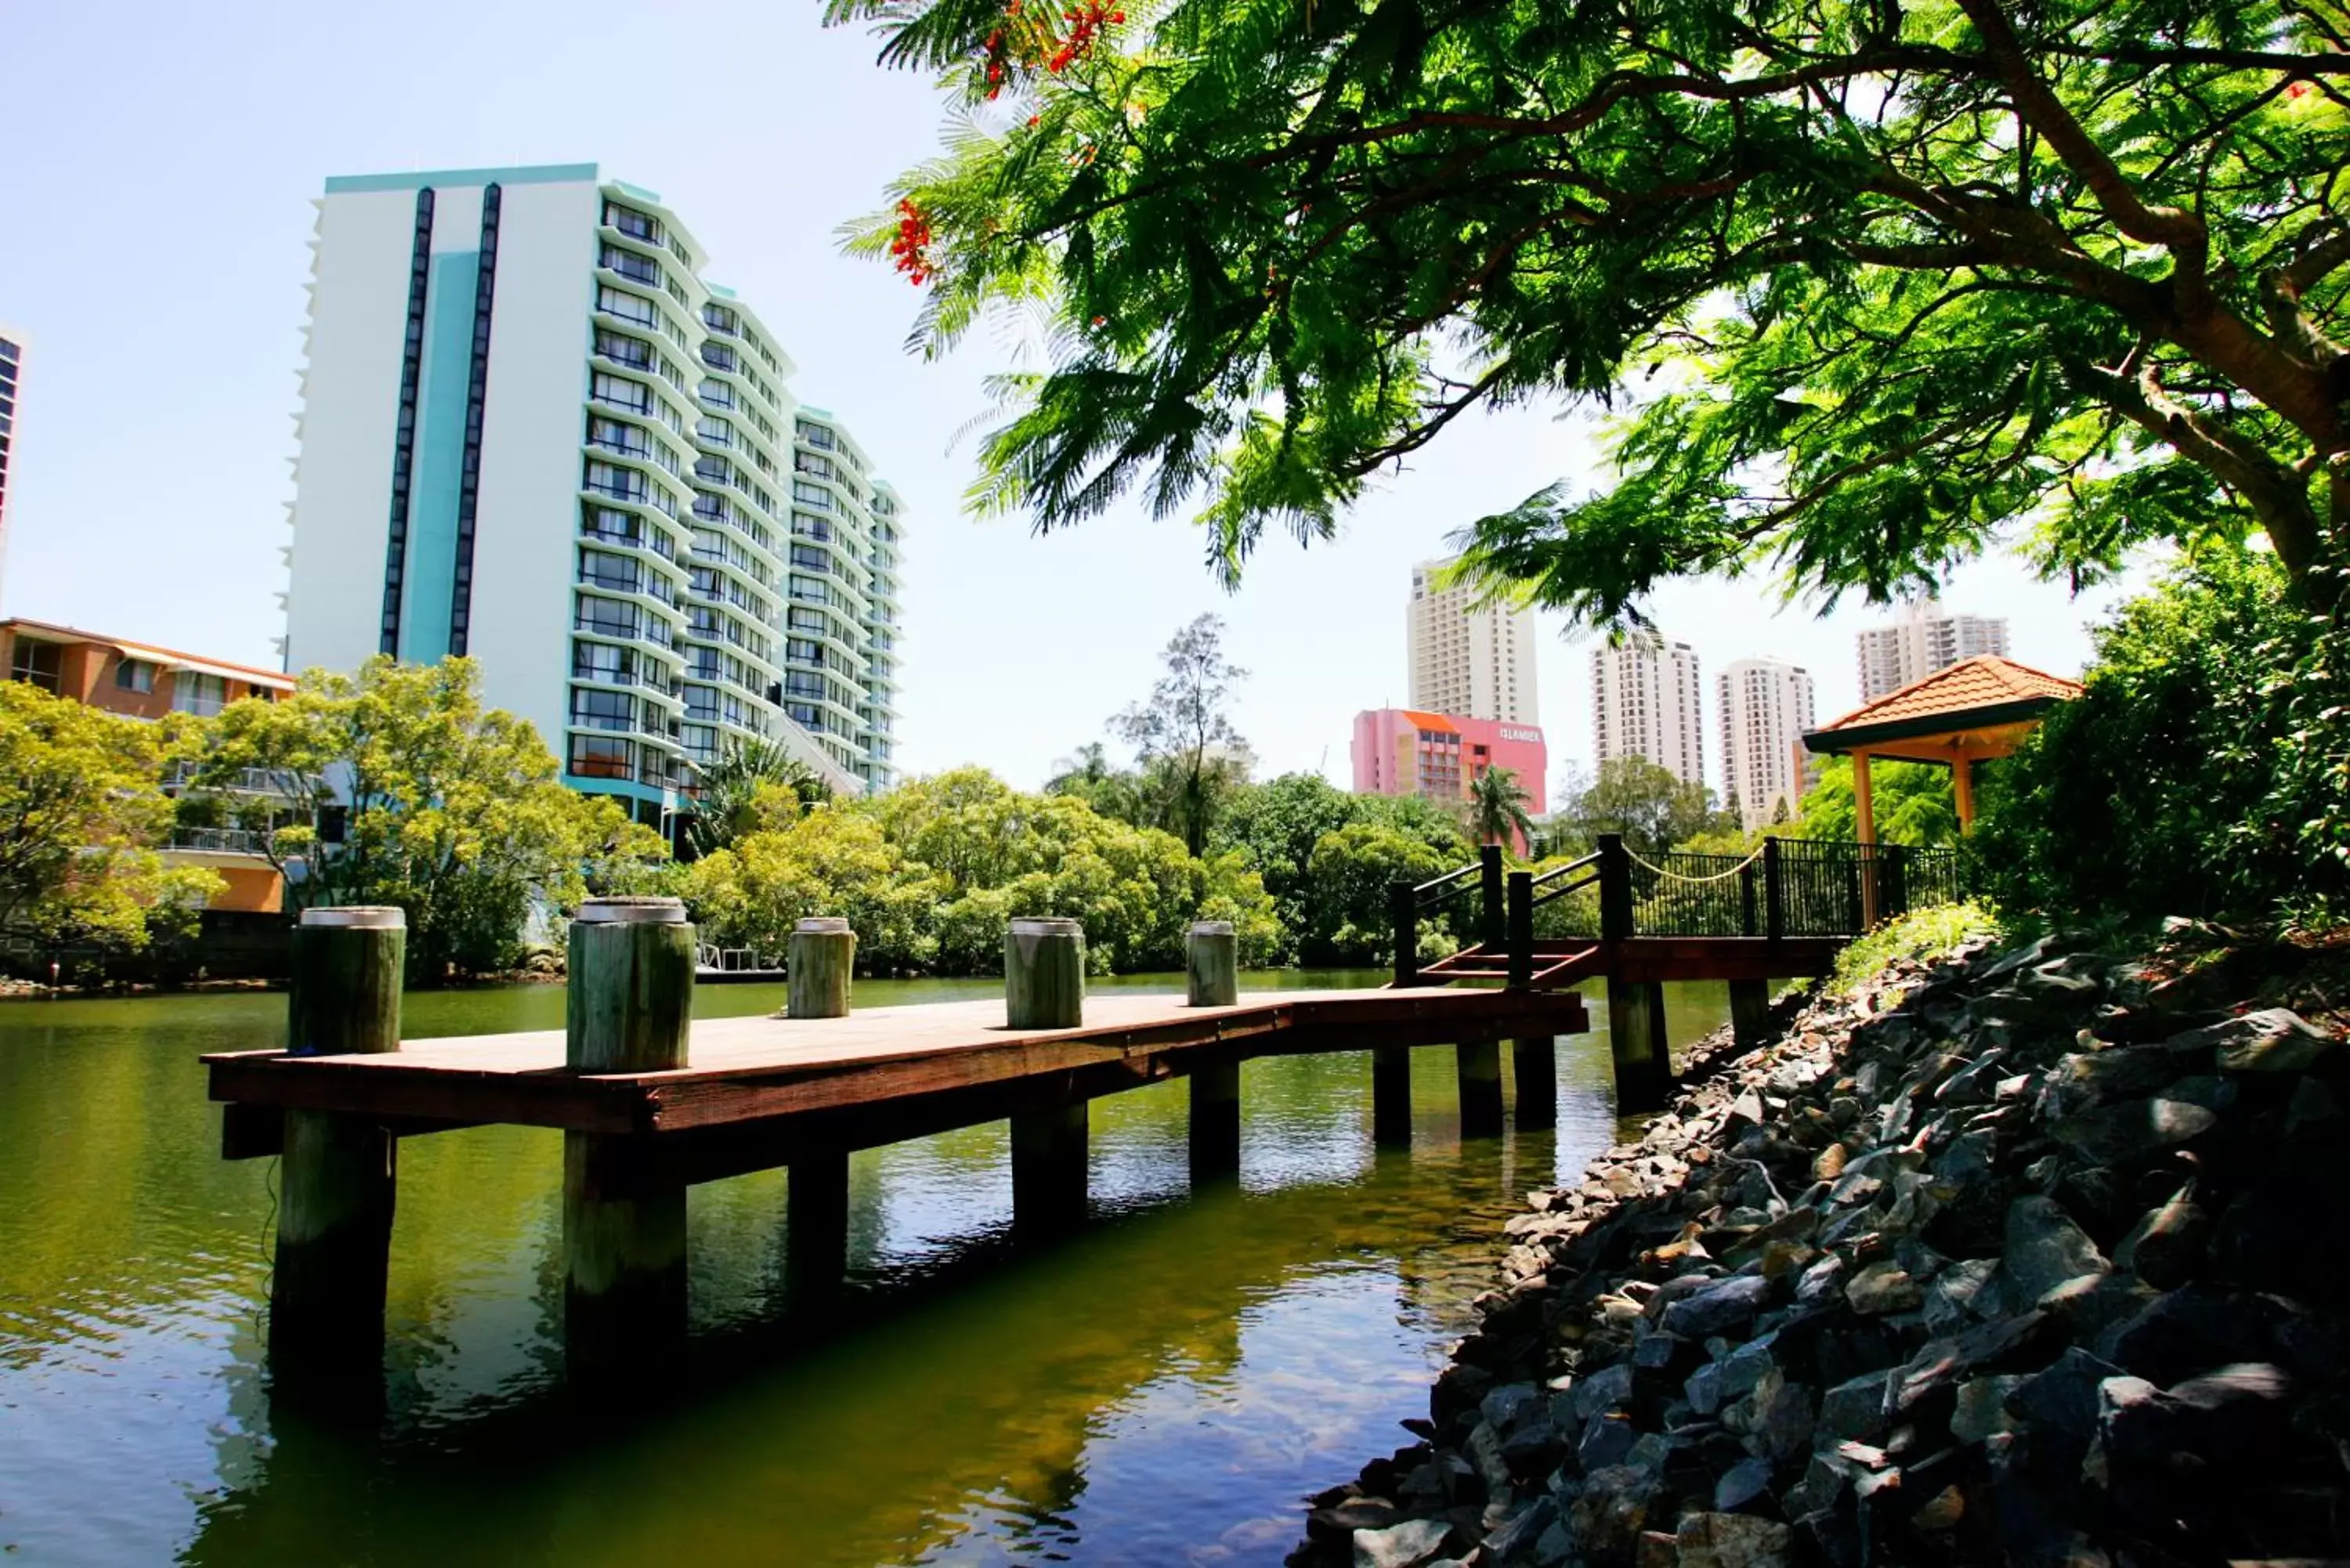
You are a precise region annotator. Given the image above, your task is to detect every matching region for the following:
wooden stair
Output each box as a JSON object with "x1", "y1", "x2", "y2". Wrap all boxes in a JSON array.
[{"x1": 1415, "y1": 942, "x2": 1607, "y2": 990}]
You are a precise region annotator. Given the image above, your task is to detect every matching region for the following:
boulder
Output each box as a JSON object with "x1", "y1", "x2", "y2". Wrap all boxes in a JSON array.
[
  {"x1": 1845, "y1": 1259, "x2": 1925, "y2": 1316},
  {"x1": 2170, "y1": 1008, "x2": 2337, "y2": 1074},
  {"x1": 1353, "y1": 1517, "x2": 1459, "y2": 1568},
  {"x1": 1661, "y1": 1275, "x2": 1773, "y2": 1339},
  {"x1": 2002, "y1": 1197, "x2": 2110, "y2": 1302},
  {"x1": 1675, "y1": 1512, "x2": 1795, "y2": 1568},
  {"x1": 2049, "y1": 1097, "x2": 2218, "y2": 1164}
]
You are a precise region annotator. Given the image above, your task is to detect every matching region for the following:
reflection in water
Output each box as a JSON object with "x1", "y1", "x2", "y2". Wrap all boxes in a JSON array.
[{"x1": 0, "y1": 973, "x2": 1735, "y2": 1566}]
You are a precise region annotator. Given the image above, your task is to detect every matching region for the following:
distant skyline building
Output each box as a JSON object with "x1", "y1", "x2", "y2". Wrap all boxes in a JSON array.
[
  {"x1": 1856, "y1": 598, "x2": 2008, "y2": 703},
  {"x1": 1591, "y1": 630, "x2": 1705, "y2": 788},
  {"x1": 283, "y1": 164, "x2": 905, "y2": 829},
  {"x1": 1716, "y1": 656, "x2": 1817, "y2": 830},
  {"x1": 1406, "y1": 557, "x2": 1539, "y2": 725},
  {"x1": 0, "y1": 327, "x2": 24, "y2": 599},
  {"x1": 1352, "y1": 706, "x2": 1548, "y2": 847}
]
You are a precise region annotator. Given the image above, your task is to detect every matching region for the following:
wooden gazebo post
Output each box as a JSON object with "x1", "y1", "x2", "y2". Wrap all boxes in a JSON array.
[{"x1": 1850, "y1": 749, "x2": 1878, "y2": 926}]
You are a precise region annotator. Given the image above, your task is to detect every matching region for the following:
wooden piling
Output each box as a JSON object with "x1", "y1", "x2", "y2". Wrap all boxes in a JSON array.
[
  {"x1": 1188, "y1": 1054, "x2": 1242, "y2": 1183},
  {"x1": 1607, "y1": 976, "x2": 1674, "y2": 1112},
  {"x1": 786, "y1": 1148, "x2": 851, "y2": 1310},
  {"x1": 563, "y1": 896, "x2": 695, "y2": 1378},
  {"x1": 1728, "y1": 978, "x2": 1773, "y2": 1053},
  {"x1": 786, "y1": 916, "x2": 855, "y2": 1020},
  {"x1": 1185, "y1": 920, "x2": 1238, "y2": 1007},
  {"x1": 1006, "y1": 916, "x2": 1084, "y2": 1029},
  {"x1": 271, "y1": 906, "x2": 405, "y2": 1374},
  {"x1": 1457, "y1": 1040, "x2": 1504, "y2": 1136},
  {"x1": 1372, "y1": 1046, "x2": 1412, "y2": 1146},
  {"x1": 1512, "y1": 1037, "x2": 1556, "y2": 1128},
  {"x1": 1010, "y1": 1099, "x2": 1088, "y2": 1236}
]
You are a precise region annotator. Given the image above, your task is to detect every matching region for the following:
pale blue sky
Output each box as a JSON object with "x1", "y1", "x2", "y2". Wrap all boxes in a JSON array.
[{"x1": 0, "y1": 0, "x2": 2141, "y2": 803}]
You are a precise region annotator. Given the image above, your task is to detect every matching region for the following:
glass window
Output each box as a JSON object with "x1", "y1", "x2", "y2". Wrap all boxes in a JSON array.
[
  {"x1": 600, "y1": 244, "x2": 660, "y2": 286},
  {"x1": 603, "y1": 201, "x2": 660, "y2": 242},
  {"x1": 701, "y1": 342, "x2": 739, "y2": 373},
  {"x1": 595, "y1": 286, "x2": 657, "y2": 327},
  {"x1": 114, "y1": 658, "x2": 155, "y2": 693},
  {"x1": 594, "y1": 330, "x2": 653, "y2": 370},
  {"x1": 572, "y1": 688, "x2": 634, "y2": 731},
  {"x1": 9, "y1": 641, "x2": 61, "y2": 692},
  {"x1": 793, "y1": 481, "x2": 833, "y2": 510},
  {"x1": 702, "y1": 302, "x2": 739, "y2": 335},
  {"x1": 569, "y1": 734, "x2": 634, "y2": 779},
  {"x1": 574, "y1": 594, "x2": 638, "y2": 638},
  {"x1": 591, "y1": 373, "x2": 650, "y2": 414},
  {"x1": 172, "y1": 672, "x2": 229, "y2": 717}
]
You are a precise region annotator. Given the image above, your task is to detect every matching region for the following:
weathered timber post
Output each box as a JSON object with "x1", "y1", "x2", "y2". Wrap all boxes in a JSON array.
[
  {"x1": 564, "y1": 896, "x2": 695, "y2": 1380},
  {"x1": 1478, "y1": 844, "x2": 1505, "y2": 951},
  {"x1": 1189, "y1": 1053, "x2": 1242, "y2": 1183},
  {"x1": 1505, "y1": 868, "x2": 1555, "y2": 1125},
  {"x1": 1606, "y1": 977, "x2": 1673, "y2": 1113},
  {"x1": 1186, "y1": 919, "x2": 1238, "y2": 1006},
  {"x1": 1596, "y1": 834, "x2": 1634, "y2": 944},
  {"x1": 1457, "y1": 1038, "x2": 1504, "y2": 1137},
  {"x1": 1371, "y1": 1047, "x2": 1412, "y2": 1146},
  {"x1": 1006, "y1": 916, "x2": 1084, "y2": 1028},
  {"x1": 1881, "y1": 844, "x2": 1910, "y2": 923},
  {"x1": 1739, "y1": 858, "x2": 1759, "y2": 937},
  {"x1": 1011, "y1": 1099, "x2": 1089, "y2": 1237},
  {"x1": 1506, "y1": 871, "x2": 1534, "y2": 988},
  {"x1": 271, "y1": 905, "x2": 406, "y2": 1375},
  {"x1": 786, "y1": 916, "x2": 855, "y2": 1019},
  {"x1": 1728, "y1": 978, "x2": 1773, "y2": 1053},
  {"x1": 1389, "y1": 882, "x2": 1419, "y2": 988},
  {"x1": 1762, "y1": 837, "x2": 1787, "y2": 944},
  {"x1": 786, "y1": 1147, "x2": 851, "y2": 1311}
]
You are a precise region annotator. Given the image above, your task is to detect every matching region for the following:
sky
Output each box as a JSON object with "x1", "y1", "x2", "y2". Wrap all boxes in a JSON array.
[{"x1": 0, "y1": 0, "x2": 2146, "y2": 807}]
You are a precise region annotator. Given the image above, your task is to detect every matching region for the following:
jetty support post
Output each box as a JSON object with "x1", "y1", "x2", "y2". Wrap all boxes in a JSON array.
[
  {"x1": 1729, "y1": 979, "x2": 1773, "y2": 1053},
  {"x1": 786, "y1": 1147, "x2": 852, "y2": 1311},
  {"x1": 271, "y1": 905, "x2": 406, "y2": 1376},
  {"x1": 1506, "y1": 869, "x2": 1555, "y2": 1129},
  {"x1": 1007, "y1": 918, "x2": 1088, "y2": 1234},
  {"x1": 1478, "y1": 844, "x2": 1505, "y2": 951},
  {"x1": 1186, "y1": 920, "x2": 1242, "y2": 1183},
  {"x1": 1372, "y1": 1047, "x2": 1412, "y2": 1147},
  {"x1": 564, "y1": 896, "x2": 696, "y2": 1381},
  {"x1": 1457, "y1": 1038, "x2": 1504, "y2": 1138},
  {"x1": 1607, "y1": 977, "x2": 1673, "y2": 1114},
  {"x1": 786, "y1": 916, "x2": 855, "y2": 1020}
]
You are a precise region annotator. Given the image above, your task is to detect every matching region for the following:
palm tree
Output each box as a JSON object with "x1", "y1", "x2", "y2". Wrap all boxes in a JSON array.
[
  {"x1": 686, "y1": 737, "x2": 831, "y2": 858},
  {"x1": 1464, "y1": 766, "x2": 1535, "y2": 851}
]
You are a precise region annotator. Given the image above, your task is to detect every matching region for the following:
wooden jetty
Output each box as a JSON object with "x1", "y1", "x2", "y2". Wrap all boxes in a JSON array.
[{"x1": 210, "y1": 831, "x2": 1947, "y2": 1388}]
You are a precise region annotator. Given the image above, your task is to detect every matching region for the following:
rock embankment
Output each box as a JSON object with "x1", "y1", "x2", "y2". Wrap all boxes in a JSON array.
[{"x1": 1293, "y1": 934, "x2": 2350, "y2": 1568}]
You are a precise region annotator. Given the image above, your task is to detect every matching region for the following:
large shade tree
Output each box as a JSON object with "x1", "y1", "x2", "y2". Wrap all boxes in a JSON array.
[{"x1": 832, "y1": 0, "x2": 2350, "y2": 609}]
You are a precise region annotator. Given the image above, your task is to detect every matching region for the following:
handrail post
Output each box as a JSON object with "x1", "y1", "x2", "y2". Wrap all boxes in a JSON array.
[
  {"x1": 1738, "y1": 856, "x2": 1759, "y2": 937},
  {"x1": 1477, "y1": 844, "x2": 1505, "y2": 951},
  {"x1": 1390, "y1": 880, "x2": 1419, "y2": 988},
  {"x1": 1596, "y1": 833, "x2": 1633, "y2": 942},
  {"x1": 1506, "y1": 870, "x2": 1533, "y2": 988},
  {"x1": 1882, "y1": 844, "x2": 1908, "y2": 923},
  {"x1": 1762, "y1": 836, "x2": 1785, "y2": 944}
]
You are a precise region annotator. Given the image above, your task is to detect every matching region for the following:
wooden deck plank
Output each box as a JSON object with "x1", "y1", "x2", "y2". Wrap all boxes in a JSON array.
[{"x1": 204, "y1": 987, "x2": 1591, "y2": 1136}]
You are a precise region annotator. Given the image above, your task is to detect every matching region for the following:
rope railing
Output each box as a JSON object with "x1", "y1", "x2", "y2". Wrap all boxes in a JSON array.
[{"x1": 1622, "y1": 842, "x2": 1766, "y2": 884}]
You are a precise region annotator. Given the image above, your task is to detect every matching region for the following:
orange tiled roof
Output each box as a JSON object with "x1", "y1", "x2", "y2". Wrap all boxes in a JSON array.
[{"x1": 1813, "y1": 655, "x2": 2081, "y2": 736}]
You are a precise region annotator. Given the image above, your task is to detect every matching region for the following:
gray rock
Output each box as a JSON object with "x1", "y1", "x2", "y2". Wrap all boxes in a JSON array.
[
  {"x1": 2008, "y1": 1346, "x2": 2122, "y2": 1441},
  {"x1": 1578, "y1": 1411, "x2": 1638, "y2": 1472},
  {"x1": 2002, "y1": 1196, "x2": 2111, "y2": 1302},
  {"x1": 1819, "y1": 1370, "x2": 1892, "y2": 1442},
  {"x1": 1684, "y1": 1360, "x2": 1723, "y2": 1417},
  {"x1": 1746, "y1": 1371, "x2": 1816, "y2": 1464},
  {"x1": 1845, "y1": 1259, "x2": 1925, "y2": 1316},
  {"x1": 1572, "y1": 1361, "x2": 1637, "y2": 1422},
  {"x1": 1795, "y1": 1254, "x2": 1846, "y2": 1306},
  {"x1": 1712, "y1": 1455, "x2": 1776, "y2": 1512},
  {"x1": 1950, "y1": 1374, "x2": 2026, "y2": 1442},
  {"x1": 1481, "y1": 1382, "x2": 1542, "y2": 1434},
  {"x1": 1480, "y1": 1498, "x2": 1556, "y2": 1565},
  {"x1": 2112, "y1": 1187, "x2": 2210, "y2": 1288},
  {"x1": 1922, "y1": 1258, "x2": 2004, "y2": 1335},
  {"x1": 2050, "y1": 1096, "x2": 2218, "y2": 1162},
  {"x1": 2171, "y1": 1006, "x2": 2337, "y2": 1073},
  {"x1": 1676, "y1": 1511, "x2": 1795, "y2": 1568},
  {"x1": 1716, "y1": 1335, "x2": 1779, "y2": 1403},
  {"x1": 1354, "y1": 1516, "x2": 1459, "y2": 1568},
  {"x1": 1567, "y1": 1465, "x2": 1660, "y2": 1568},
  {"x1": 1661, "y1": 1274, "x2": 1772, "y2": 1339}
]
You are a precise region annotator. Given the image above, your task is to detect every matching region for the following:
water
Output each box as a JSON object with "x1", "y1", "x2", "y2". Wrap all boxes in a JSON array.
[{"x1": 0, "y1": 972, "x2": 1739, "y2": 1566}]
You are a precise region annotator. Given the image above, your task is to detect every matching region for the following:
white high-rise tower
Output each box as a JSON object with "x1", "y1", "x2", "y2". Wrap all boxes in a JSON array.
[
  {"x1": 284, "y1": 165, "x2": 906, "y2": 826},
  {"x1": 1591, "y1": 630, "x2": 1705, "y2": 786},
  {"x1": 1406, "y1": 557, "x2": 1539, "y2": 724},
  {"x1": 1855, "y1": 599, "x2": 2008, "y2": 702},
  {"x1": 1716, "y1": 657, "x2": 1816, "y2": 829}
]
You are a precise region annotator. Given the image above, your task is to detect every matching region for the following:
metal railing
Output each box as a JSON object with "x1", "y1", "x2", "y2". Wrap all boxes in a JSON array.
[{"x1": 169, "y1": 827, "x2": 273, "y2": 855}]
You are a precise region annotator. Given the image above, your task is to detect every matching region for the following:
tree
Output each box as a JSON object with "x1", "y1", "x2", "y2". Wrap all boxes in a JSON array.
[
  {"x1": 686, "y1": 735, "x2": 833, "y2": 858},
  {"x1": 1110, "y1": 614, "x2": 1249, "y2": 856},
  {"x1": 1564, "y1": 758, "x2": 1727, "y2": 861},
  {"x1": 1463, "y1": 765, "x2": 1535, "y2": 850},
  {"x1": 1790, "y1": 757, "x2": 1958, "y2": 848},
  {"x1": 837, "y1": 0, "x2": 2350, "y2": 611},
  {"x1": 0, "y1": 682, "x2": 218, "y2": 952},
  {"x1": 1300, "y1": 820, "x2": 1455, "y2": 966},
  {"x1": 191, "y1": 657, "x2": 671, "y2": 978},
  {"x1": 1043, "y1": 739, "x2": 1151, "y2": 826}
]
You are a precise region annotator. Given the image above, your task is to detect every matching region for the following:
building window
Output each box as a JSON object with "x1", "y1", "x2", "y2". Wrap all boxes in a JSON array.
[
  {"x1": 702, "y1": 302, "x2": 739, "y2": 335},
  {"x1": 600, "y1": 244, "x2": 660, "y2": 287},
  {"x1": 569, "y1": 734, "x2": 634, "y2": 779},
  {"x1": 572, "y1": 688, "x2": 634, "y2": 732},
  {"x1": 113, "y1": 658, "x2": 156, "y2": 692},
  {"x1": 603, "y1": 201, "x2": 660, "y2": 243},
  {"x1": 9, "y1": 641, "x2": 62, "y2": 692},
  {"x1": 594, "y1": 330, "x2": 654, "y2": 370},
  {"x1": 172, "y1": 673, "x2": 230, "y2": 717}
]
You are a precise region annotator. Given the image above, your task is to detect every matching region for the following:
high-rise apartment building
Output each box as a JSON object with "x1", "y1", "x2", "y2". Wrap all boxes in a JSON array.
[
  {"x1": 284, "y1": 164, "x2": 905, "y2": 829},
  {"x1": 1591, "y1": 630, "x2": 1705, "y2": 786},
  {"x1": 1715, "y1": 657, "x2": 1816, "y2": 830},
  {"x1": 1406, "y1": 557, "x2": 1539, "y2": 724},
  {"x1": 0, "y1": 327, "x2": 24, "y2": 594},
  {"x1": 1855, "y1": 599, "x2": 2008, "y2": 702}
]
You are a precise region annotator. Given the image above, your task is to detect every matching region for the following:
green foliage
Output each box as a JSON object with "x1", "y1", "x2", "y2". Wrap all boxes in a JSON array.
[
  {"x1": 1563, "y1": 758, "x2": 1730, "y2": 861},
  {"x1": 1972, "y1": 547, "x2": 2350, "y2": 926},
  {"x1": 685, "y1": 735, "x2": 833, "y2": 858},
  {"x1": 0, "y1": 682, "x2": 218, "y2": 951},
  {"x1": 1464, "y1": 766, "x2": 1535, "y2": 849},
  {"x1": 681, "y1": 767, "x2": 1281, "y2": 974},
  {"x1": 190, "y1": 657, "x2": 671, "y2": 979},
  {"x1": 1831, "y1": 901, "x2": 2007, "y2": 992},
  {"x1": 1298, "y1": 820, "x2": 1453, "y2": 966},
  {"x1": 1792, "y1": 757, "x2": 1959, "y2": 849},
  {"x1": 1208, "y1": 771, "x2": 1470, "y2": 962},
  {"x1": 839, "y1": 0, "x2": 2350, "y2": 606},
  {"x1": 1109, "y1": 613, "x2": 1250, "y2": 856}
]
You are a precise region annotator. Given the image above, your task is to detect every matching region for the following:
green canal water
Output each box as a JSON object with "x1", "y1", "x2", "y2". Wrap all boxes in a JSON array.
[{"x1": 0, "y1": 972, "x2": 1737, "y2": 1566}]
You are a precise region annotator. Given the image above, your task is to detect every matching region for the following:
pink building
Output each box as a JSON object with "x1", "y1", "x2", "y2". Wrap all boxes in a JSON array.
[{"x1": 1351, "y1": 708, "x2": 1549, "y2": 845}]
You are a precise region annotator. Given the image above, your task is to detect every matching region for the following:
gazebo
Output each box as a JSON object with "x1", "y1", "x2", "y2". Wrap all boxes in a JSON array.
[{"x1": 1802, "y1": 654, "x2": 2084, "y2": 843}]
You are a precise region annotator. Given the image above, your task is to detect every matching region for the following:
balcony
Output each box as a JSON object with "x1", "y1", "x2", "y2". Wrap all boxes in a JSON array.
[{"x1": 169, "y1": 826, "x2": 272, "y2": 855}]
